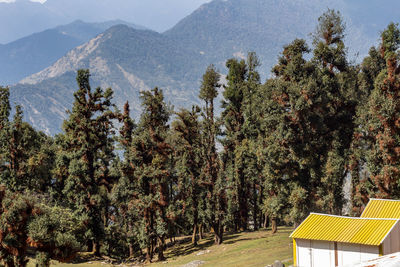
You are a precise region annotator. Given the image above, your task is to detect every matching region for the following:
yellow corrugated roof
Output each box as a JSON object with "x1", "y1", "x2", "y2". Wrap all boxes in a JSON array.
[
  {"x1": 361, "y1": 198, "x2": 400, "y2": 219},
  {"x1": 290, "y1": 213, "x2": 398, "y2": 246}
]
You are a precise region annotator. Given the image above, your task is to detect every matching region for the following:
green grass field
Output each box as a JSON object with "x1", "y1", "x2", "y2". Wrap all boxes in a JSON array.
[{"x1": 29, "y1": 227, "x2": 293, "y2": 267}]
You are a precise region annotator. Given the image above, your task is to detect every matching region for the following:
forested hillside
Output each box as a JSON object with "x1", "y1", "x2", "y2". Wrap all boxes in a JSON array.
[
  {"x1": 9, "y1": 0, "x2": 373, "y2": 135},
  {"x1": 2, "y1": 9, "x2": 400, "y2": 266}
]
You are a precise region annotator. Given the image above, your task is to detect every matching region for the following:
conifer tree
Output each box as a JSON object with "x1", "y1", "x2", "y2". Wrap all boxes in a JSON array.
[
  {"x1": 171, "y1": 106, "x2": 202, "y2": 245},
  {"x1": 259, "y1": 10, "x2": 358, "y2": 228},
  {"x1": 59, "y1": 69, "x2": 117, "y2": 256},
  {"x1": 312, "y1": 9, "x2": 358, "y2": 214},
  {"x1": 221, "y1": 52, "x2": 262, "y2": 231},
  {"x1": 350, "y1": 34, "x2": 390, "y2": 213},
  {"x1": 0, "y1": 187, "x2": 82, "y2": 267},
  {"x1": 199, "y1": 65, "x2": 225, "y2": 244},
  {"x1": 112, "y1": 101, "x2": 138, "y2": 258},
  {"x1": 221, "y1": 57, "x2": 248, "y2": 231},
  {"x1": 0, "y1": 102, "x2": 54, "y2": 193},
  {"x1": 260, "y1": 39, "x2": 312, "y2": 230},
  {"x1": 355, "y1": 23, "x2": 400, "y2": 200},
  {"x1": 122, "y1": 88, "x2": 172, "y2": 262},
  {"x1": 0, "y1": 87, "x2": 10, "y2": 180}
]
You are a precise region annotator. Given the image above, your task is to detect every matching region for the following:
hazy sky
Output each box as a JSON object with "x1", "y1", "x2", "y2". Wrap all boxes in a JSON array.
[
  {"x1": 0, "y1": 0, "x2": 213, "y2": 32},
  {"x1": 0, "y1": 0, "x2": 46, "y2": 2}
]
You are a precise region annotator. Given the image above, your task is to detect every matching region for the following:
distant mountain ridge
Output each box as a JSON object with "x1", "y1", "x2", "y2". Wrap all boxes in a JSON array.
[
  {"x1": 9, "y1": 0, "x2": 398, "y2": 135},
  {"x1": 12, "y1": 25, "x2": 205, "y2": 133},
  {"x1": 0, "y1": 20, "x2": 144, "y2": 85},
  {"x1": 0, "y1": 0, "x2": 210, "y2": 44}
]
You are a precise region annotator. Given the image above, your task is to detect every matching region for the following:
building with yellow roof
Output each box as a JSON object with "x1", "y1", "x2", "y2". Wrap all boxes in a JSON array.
[{"x1": 290, "y1": 213, "x2": 400, "y2": 267}]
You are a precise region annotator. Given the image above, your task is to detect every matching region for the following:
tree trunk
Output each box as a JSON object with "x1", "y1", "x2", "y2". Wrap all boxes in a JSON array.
[
  {"x1": 129, "y1": 243, "x2": 135, "y2": 258},
  {"x1": 199, "y1": 223, "x2": 204, "y2": 240},
  {"x1": 238, "y1": 172, "x2": 248, "y2": 231},
  {"x1": 253, "y1": 183, "x2": 258, "y2": 231},
  {"x1": 213, "y1": 223, "x2": 224, "y2": 245},
  {"x1": 263, "y1": 214, "x2": 269, "y2": 229},
  {"x1": 146, "y1": 244, "x2": 152, "y2": 263},
  {"x1": 128, "y1": 222, "x2": 135, "y2": 258},
  {"x1": 93, "y1": 240, "x2": 101, "y2": 257},
  {"x1": 87, "y1": 240, "x2": 93, "y2": 252},
  {"x1": 192, "y1": 224, "x2": 198, "y2": 245},
  {"x1": 271, "y1": 217, "x2": 277, "y2": 234},
  {"x1": 157, "y1": 236, "x2": 166, "y2": 261},
  {"x1": 5, "y1": 258, "x2": 15, "y2": 267}
]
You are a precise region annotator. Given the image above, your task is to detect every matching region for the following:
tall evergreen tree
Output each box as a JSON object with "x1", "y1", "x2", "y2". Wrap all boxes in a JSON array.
[
  {"x1": 171, "y1": 106, "x2": 202, "y2": 245},
  {"x1": 349, "y1": 31, "x2": 391, "y2": 214},
  {"x1": 354, "y1": 23, "x2": 400, "y2": 200},
  {"x1": 260, "y1": 39, "x2": 312, "y2": 230},
  {"x1": 199, "y1": 65, "x2": 225, "y2": 244},
  {"x1": 0, "y1": 87, "x2": 11, "y2": 181},
  {"x1": 221, "y1": 52, "x2": 263, "y2": 231},
  {"x1": 312, "y1": 9, "x2": 358, "y2": 214},
  {"x1": 0, "y1": 102, "x2": 54, "y2": 193},
  {"x1": 259, "y1": 10, "x2": 358, "y2": 228},
  {"x1": 221, "y1": 57, "x2": 248, "y2": 231},
  {"x1": 122, "y1": 88, "x2": 172, "y2": 262},
  {"x1": 59, "y1": 69, "x2": 117, "y2": 256},
  {"x1": 112, "y1": 101, "x2": 138, "y2": 258}
]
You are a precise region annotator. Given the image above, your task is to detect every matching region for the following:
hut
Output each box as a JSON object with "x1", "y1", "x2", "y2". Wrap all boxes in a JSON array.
[{"x1": 290, "y1": 213, "x2": 400, "y2": 267}]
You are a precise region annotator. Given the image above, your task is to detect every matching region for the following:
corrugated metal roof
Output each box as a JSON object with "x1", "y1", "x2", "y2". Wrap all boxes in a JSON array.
[
  {"x1": 290, "y1": 213, "x2": 398, "y2": 246},
  {"x1": 361, "y1": 198, "x2": 400, "y2": 219}
]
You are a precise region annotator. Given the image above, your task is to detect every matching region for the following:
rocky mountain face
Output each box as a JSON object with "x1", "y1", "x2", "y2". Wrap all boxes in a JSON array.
[
  {"x1": 0, "y1": 20, "x2": 144, "y2": 85},
  {"x1": 12, "y1": 25, "x2": 205, "y2": 134},
  {"x1": 8, "y1": 0, "x2": 389, "y2": 134}
]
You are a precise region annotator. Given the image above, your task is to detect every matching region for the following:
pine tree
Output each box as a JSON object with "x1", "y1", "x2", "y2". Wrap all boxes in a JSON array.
[
  {"x1": 122, "y1": 88, "x2": 172, "y2": 262},
  {"x1": 112, "y1": 101, "x2": 138, "y2": 258},
  {"x1": 260, "y1": 39, "x2": 312, "y2": 230},
  {"x1": 350, "y1": 36, "x2": 388, "y2": 214},
  {"x1": 199, "y1": 65, "x2": 225, "y2": 244},
  {"x1": 355, "y1": 23, "x2": 400, "y2": 199},
  {"x1": 0, "y1": 87, "x2": 10, "y2": 180},
  {"x1": 171, "y1": 106, "x2": 202, "y2": 245},
  {"x1": 221, "y1": 57, "x2": 248, "y2": 231},
  {"x1": 259, "y1": 10, "x2": 358, "y2": 228},
  {"x1": 0, "y1": 187, "x2": 82, "y2": 267},
  {"x1": 59, "y1": 69, "x2": 117, "y2": 256},
  {"x1": 312, "y1": 9, "x2": 358, "y2": 214},
  {"x1": 0, "y1": 103, "x2": 54, "y2": 193}
]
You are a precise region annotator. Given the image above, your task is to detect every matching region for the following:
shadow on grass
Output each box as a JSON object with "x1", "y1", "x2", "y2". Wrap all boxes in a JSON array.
[{"x1": 165, "y1": 232, "x2": 260, "y2": 258}]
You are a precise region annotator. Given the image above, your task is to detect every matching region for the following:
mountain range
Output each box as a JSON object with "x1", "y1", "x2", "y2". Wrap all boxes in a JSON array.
[
  {"x1": 0, "y1": 0, "x2": 210, "y2": 43},
  {"x1": 6, "y1": 0, "x2": 400, "y2": 134},
  {"x1": 0, "y1": 20, "x2": 145, "y2": 85}
]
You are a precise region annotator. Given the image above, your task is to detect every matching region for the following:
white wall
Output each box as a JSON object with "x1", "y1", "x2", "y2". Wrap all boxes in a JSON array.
[
  {"x1": 336, "y1": 243, "x2": 379, "y2": 267},
  {"x1": 383, "y1": 221, "x2": 400, "y2": 255},
  {"x1": 296, "y1": 239, "x2": 335, "y2": 267},
  {"x1": 296, "y1": 239, "x2": 379, "y2": 267},
  {"x1": 311, "y1": 240, "x2": 335, "y2": 267},
  {"x1": 296, "y1": 239, "x2": 311, "y2": 267}
]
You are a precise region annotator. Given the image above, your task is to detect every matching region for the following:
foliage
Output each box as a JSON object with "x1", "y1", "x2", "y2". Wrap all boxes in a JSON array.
[
  {"x1": 352, "y1": 23, "x2": 400, "y2": 205},
  {"x1": 3, "y1": 9, "x2": 400, "y2": 264},
  {"x1": 0, "y1": 187, "x2": 81, "y2": 267},
  {"x1": 56, "y1": 69, "x2": 117, "y2": 256}
]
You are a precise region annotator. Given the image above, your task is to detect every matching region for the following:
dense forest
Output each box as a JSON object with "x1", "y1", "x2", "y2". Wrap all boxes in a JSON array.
[{"x1": 1, "y1": 9, "x2": 400, "y2": 266}]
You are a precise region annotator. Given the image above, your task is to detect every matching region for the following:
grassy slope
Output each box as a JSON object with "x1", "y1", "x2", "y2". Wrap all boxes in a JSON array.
[{"x1": 29, "y1": 227, "x2": 293, "y2": 267}]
